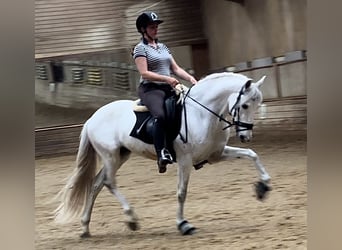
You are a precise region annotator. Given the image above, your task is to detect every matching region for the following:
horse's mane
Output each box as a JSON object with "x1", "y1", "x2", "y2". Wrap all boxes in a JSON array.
[
  {"x1": 197, "y1": 72, "x2": 262, "y2": 103},
  {"x1": 199, "y1": 72, "x2": 249, "y2": 84}
]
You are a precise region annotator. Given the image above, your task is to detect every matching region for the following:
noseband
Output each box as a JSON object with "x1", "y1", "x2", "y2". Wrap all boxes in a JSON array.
[{"x1": 231, "y1": 107, "x2": 254, "y2": 132}]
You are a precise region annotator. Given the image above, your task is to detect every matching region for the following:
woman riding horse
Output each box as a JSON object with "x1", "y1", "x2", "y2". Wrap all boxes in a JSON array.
[{"x1": 133, "y1": 11, "x2": 197, "y2": 173}]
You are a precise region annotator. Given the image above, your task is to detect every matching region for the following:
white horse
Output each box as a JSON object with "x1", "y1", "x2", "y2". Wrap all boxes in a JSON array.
[{"x1": 54, "y1": 72, "x2": 271, "y2": 237}]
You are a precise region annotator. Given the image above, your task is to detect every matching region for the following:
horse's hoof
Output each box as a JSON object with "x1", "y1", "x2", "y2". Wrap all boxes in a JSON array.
[
  {"x1": 254, "y1": 181, "x2": 271, "y2": 201},
  {"x1": 158, "y1": 165, "x2": 167, "y2": 173},
  {"x1": 126, "y1": 221, "x2": 140, "y2": 231},
  {"x1": 178, "y1": 220, "x2": 196, "y2": 235},
  {"x1": 80, "y1": 232, "x2": 91, "y2": 238}
]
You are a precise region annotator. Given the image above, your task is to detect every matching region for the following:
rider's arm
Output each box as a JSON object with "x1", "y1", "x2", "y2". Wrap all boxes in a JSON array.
[
  {"x1": 135, "y1": 57, "x2": 179, "y2": 87},
  {"x1": 170, "y1": 57, "x2": 197, "y2": 85}
]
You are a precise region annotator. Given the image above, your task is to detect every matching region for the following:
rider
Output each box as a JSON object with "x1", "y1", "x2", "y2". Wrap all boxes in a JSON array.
[{"x1": 133, "y1": 11, "x2": 197, "y2": 173}]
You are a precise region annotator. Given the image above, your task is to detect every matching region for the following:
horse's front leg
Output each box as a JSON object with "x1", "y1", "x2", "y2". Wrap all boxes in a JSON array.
[
  {"x1": 217, "y1": 145, "x2": 271, "y2": 199},
  {"x1": 176, "y1": 154, "x2": 196, "y2": 235}
]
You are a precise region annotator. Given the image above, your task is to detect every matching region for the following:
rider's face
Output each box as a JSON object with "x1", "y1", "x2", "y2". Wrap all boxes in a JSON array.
[{"x1": 146, "y1": 23, "x2": 159, "y2": 38}]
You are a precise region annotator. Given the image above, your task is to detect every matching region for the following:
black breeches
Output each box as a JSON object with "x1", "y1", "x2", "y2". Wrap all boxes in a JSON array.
[
  {"x1": 138, "y1": 82, "x2": 174, "y2": 121},
  {"x1": 138, "y1": 82, "x2": 174, "y2": 157}
]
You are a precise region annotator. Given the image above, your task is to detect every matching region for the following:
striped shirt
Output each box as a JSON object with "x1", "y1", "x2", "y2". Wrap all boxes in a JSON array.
[{"x1": 133, "y1": 39, "x2": 172, "y2": 84}]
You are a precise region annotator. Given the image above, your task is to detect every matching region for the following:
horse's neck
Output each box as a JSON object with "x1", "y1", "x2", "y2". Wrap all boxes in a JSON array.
[
  {"x1": 182, "y1": 75, "x2": 244, "y2": 142},
  {"x1": 187, "y1": 74, "x2": 244, "y2": 113}
]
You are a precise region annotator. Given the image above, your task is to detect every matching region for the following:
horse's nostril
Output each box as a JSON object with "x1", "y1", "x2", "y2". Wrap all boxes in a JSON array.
[{"x1": 239, "y1": 134, "x2": 250, "y2": 142}]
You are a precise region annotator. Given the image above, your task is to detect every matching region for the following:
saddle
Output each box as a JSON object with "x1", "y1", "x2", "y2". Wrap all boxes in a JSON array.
[{"x1": 129, "y1": 85, "x2": 185, "y2": 161}]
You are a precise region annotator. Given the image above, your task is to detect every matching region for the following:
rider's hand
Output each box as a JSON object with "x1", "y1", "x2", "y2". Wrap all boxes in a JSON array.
[
  {"x1": 188, "y1": 76, "x2": 197, "y2": 85},
  {"x1": 166, "y1": 76, "x2": 180, "y2": 87}
]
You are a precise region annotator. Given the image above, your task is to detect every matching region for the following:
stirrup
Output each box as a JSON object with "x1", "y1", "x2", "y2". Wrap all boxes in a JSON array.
[
  {"x1": 157, "y1": 149, "x2": 173, "y2": 173},
  {"x1": 161, "y1": 148, "x2": 173, "y2": 162}
]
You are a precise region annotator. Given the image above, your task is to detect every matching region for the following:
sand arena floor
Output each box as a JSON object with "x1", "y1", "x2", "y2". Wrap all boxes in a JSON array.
[{"x1": 35, "y1": 129, "x2": 306, "y2": 250}]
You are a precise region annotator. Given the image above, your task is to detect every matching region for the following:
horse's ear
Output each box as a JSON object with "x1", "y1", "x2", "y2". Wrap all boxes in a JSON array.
[
  {"x1": 245, "y1": 80, "x2": 252, "y2": 90},
  {"x1": 255, "y1": 75, "x2": 266, "y2": 87}
]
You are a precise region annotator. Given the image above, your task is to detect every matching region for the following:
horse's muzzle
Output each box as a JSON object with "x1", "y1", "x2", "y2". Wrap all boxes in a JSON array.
[{"x1": 239, "y1": 134, "x2": 250, "y2": 143}]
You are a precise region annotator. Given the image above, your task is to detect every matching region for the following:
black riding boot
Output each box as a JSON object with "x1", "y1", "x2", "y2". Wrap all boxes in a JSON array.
[{"x1": 153, "y1": 118, "x2": 173, "y2": 173}]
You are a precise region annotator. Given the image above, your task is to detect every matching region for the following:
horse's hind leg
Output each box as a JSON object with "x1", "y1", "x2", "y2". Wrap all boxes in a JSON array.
[
  {"x1": 104, "y1": 182, "x2": 139, "y2": 231},
  {"x1": 80, "y1": 167, "x2": 105, "y2": 238},
  {"x1": 102, "y1": 148, "x2": 140, "y2": 231},
  {"x1": 80, "y1": 147, "x2": 137, "y2": 237}
]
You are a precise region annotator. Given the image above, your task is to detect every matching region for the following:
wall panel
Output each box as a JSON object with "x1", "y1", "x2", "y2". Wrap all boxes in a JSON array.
[{"x1": 35, "y1": 0, "x2": 205, "y2": 59}]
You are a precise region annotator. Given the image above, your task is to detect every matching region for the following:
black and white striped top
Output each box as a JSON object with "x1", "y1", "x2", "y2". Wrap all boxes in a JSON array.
[{"x1": 133, "y1": 39, "x2": 172, "y2": 85}]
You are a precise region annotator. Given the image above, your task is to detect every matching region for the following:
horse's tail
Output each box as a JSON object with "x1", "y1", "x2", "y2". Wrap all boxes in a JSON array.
[{"x1": 54, "y1": 122, "x2": 97, "y2": 224}]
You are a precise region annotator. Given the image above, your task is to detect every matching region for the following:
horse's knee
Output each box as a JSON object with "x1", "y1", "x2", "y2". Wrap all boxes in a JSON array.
[{"x1": 246, "y1": 149, "x2": 258, "y2": 159}]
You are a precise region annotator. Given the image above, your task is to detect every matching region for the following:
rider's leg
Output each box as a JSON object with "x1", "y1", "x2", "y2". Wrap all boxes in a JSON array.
[
  {"x1": 138, "y1": 84, "x2": 173, "y2": 173},
  {"x1": 152, "y1": 117, "x2": 173, "y2": 165}
]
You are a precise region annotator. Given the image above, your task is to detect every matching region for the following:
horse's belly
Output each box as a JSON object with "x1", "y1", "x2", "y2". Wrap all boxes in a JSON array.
[{"x1": 193, "y1": 144, "x2": 224, "y2": 163}]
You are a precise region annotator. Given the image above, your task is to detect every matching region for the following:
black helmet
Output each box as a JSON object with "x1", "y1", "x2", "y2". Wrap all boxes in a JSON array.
[{"x1": 136, "y1": 11, "x2": 163, "y2": 33}]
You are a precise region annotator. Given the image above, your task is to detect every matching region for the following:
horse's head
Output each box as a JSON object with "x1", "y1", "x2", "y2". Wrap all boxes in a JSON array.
[{"x1": 228, "y1": 76, "x2": 266, "y2": 142}]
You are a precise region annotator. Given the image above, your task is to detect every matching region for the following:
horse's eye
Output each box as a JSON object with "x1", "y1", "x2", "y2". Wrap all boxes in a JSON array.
[{"x1": 241, "y1": 104, "x2": 248, "y2": 109}]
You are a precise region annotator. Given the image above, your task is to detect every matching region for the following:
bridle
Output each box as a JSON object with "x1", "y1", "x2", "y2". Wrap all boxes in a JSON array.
[
  {"x1": 228, "y1": 85, "x2": 254, "y2": 132},
  {"x1": 179, "y1": 83, "x2": 254, "y2": 143}
]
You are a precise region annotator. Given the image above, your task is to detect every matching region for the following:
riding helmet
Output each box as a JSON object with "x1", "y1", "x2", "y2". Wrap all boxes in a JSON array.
[{"x1": 136, "y1": 11, "x2": 163, "y2": 33}]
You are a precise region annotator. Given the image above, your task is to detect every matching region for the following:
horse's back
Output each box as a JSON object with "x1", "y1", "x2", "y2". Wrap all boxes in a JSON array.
[
  {"x1": 85, "y1": 100, "x2": 136, "y2": 146},
  {"x1": 87, "y1": 100, "x2": 133, "y2": 123}
]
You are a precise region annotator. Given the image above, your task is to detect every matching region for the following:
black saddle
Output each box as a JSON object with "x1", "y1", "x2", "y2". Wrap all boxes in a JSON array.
[{"x1": 129, "y1": 94, "x2": 182, "y2": 161}]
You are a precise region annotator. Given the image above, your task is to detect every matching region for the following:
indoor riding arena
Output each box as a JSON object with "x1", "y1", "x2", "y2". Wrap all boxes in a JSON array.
[
  {"x1": 35, "y1": 101, "x2": 307, "y2": 250},
  {"x1": 35, "y1": 0, "x2": 307, "y2": 249}
]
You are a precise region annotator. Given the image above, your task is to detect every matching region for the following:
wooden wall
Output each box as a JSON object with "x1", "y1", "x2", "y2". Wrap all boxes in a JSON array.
[
  {"x1": 35, "y1": 0, "x2": 205, "y2": 59},
  {"x1": 254, "y1": 97, "x2": 307, "y2": 132},
  {"x1": 35, "y1": 124, "x2": 82, "y2": 158},
  {"x1": 35, "y1": 97, "x2": 306, "y2": 158}
]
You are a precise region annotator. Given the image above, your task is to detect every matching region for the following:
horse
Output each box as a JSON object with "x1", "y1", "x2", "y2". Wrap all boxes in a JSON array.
[{"x1": 54, "y1": 72, "x2": 271, "y2": 237}]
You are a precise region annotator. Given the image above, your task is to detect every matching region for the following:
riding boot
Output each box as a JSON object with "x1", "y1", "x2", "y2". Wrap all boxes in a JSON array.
[{"x1": 153, "y1": 118, "x2": 173, "y2": 173}]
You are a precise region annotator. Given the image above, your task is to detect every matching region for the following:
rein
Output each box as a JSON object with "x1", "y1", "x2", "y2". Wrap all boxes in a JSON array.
[{"x1": 185, "y1": 88, "x2": 234, "y2": 129}]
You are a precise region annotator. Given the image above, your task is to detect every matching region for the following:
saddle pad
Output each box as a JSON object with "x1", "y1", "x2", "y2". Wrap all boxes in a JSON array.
[
  {"x1": 129, "y1": 111, "x2": 154, "y2": 144},
  {"x1": 132, "y1": 99, "x2": 149, "y2": 112}
]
